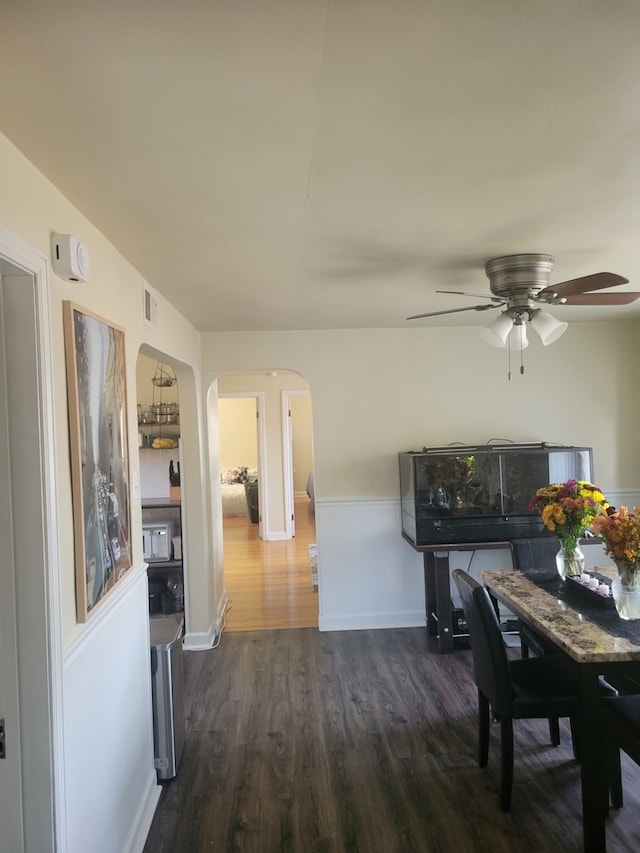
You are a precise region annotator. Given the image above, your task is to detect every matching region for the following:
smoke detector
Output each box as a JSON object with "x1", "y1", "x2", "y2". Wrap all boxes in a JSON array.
[{"x1": 51, "y1": 233, "x2": 90, "y2": 282}]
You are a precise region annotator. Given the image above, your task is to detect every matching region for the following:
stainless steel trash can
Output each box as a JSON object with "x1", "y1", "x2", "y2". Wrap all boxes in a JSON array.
[{"x1": 150, "y1": 614, "x2": 185, "y2": 780}]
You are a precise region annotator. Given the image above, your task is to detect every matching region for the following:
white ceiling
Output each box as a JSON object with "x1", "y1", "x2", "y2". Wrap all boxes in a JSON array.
[{"x1": 2, "y1": 0, "x2": 640, "y2": 332}]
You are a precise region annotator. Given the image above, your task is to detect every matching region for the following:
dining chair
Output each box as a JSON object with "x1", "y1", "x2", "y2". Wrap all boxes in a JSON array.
[
  {"x1": 453, "y1": 568, "x2": 619, "y2": 810},
  {"x1": 510, "y1": 537, "x2": 566, "y2": 746},
  {"x1": 600, "y1": 695, "x2": 640, "y2": 809},
  {"x1": 510, "y1": 537, "x2": 562, "y2": 658}
]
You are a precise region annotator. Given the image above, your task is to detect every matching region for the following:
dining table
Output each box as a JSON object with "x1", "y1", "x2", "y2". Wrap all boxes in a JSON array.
[{"x1": 482, "y1": 564, "x2": 640, "y2": 853}]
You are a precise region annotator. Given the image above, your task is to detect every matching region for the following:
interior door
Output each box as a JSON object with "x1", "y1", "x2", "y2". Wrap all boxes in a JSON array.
[
  {"x1": 283, "y1": 390, "x2": 313, "y2": 539},
  {"x1": 286, "y1": 401, "x2": 295, "y2": 538},
  {"x1": 0, "y1": 251, "x2": 58, "y2": 853},
  {"x1": 0, "y1": 274, "x2": 25, "y2": 851}
]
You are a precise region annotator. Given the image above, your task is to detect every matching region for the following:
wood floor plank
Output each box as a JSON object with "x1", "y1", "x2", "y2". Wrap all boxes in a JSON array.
[
  {"x1": 144, "y1": 627, "x2": 640, "y2": 852},
  {"x1": 148, "y1": 502, "x2": 640, "y2": 851},
  {"x1": 223, "y1": 498, "x2": 318, "y2": 632}
]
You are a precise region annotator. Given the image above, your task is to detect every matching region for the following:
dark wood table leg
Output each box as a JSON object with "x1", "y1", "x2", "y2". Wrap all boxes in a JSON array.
[
  {"x1": 423, "y1": 553, "x2": 438, "y2": 638},
  {"x1": 578, "y1": 666, "x2": 608, "y2": 852},
  {"x1": 423, "y1": 551, "x2": 454, "y2": 653}
]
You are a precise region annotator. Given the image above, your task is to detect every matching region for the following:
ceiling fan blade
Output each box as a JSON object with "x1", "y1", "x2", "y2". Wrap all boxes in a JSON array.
[
  {"x1": 538, "y1": 272, "x2": 629, "y2": 299},
  {"x1": 407, "y1": 304, "x2": 497, "y2": 320},
  {"x1": 436, "y1": 290, "x2": 504, "y2": 302},
  {"x1": 560, "y1": 292, "x2": 640, "y2": 306}
]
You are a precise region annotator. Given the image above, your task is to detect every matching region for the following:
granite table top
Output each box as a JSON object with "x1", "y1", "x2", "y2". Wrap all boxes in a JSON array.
[{"x1": 482, "y1": 566, "x2": 640, "y2": 665}]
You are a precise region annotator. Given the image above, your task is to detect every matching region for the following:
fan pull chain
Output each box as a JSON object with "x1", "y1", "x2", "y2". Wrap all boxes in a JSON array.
[{"x1": 506, "y1": 328, "x2": 526, "y2": 379}]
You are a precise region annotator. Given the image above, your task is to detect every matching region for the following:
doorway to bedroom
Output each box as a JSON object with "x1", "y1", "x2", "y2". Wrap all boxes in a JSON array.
[{"x1": 217, "y1": 372, "x2": 317, "y2": 631}]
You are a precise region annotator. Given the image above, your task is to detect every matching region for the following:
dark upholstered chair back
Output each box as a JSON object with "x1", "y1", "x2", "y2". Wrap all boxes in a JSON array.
[
  {"x1": 510, "y1": 537, "x2": 562, "y2": 656},
  {"x1": 453, "y1": 569, "x2": 513, "y2": 716},
  {"x1": 510, "y1": 537, "x2": 559, "y2": 575}
]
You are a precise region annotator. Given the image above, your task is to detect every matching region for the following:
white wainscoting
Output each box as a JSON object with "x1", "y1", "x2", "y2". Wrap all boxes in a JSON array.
[
  {"x1": 314, "y1": 496, "x2": 629, "y2": 632},
  {"x1": 315, "y1": 498, "x2": 424, "y2": 632},
  {"x1": 601, "y1": 489, "x2": 640, "y2": 512},
  {"x1": 314, "y1": 497, "x2": 515, "y2": 632},
  {"x1": 62, "y1": 569, "x2": 160, "y2": 853}
]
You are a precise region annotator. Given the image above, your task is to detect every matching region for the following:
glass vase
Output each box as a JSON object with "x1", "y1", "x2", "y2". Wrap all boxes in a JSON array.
[
  {"x1": 556, "y1": 543, "x2": 584, "y2": 580},
  {"x1": 612, "y1": 562, "x2": 640, "y2": 620}
]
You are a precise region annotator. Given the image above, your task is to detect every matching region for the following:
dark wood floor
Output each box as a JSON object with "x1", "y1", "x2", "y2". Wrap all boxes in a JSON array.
[{"x1": 144, "y1": 628, "x2": 640, "y2": 853}]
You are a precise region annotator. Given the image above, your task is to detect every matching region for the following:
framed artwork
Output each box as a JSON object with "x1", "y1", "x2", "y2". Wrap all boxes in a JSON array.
[{"x1": 63, "y1": 302, "x2": 132, "y2": 621}]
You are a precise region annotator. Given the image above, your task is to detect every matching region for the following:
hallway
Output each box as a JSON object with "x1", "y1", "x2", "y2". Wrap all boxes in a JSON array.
[{"x1": 222, "y1": 496, "x2": 318, "y2": 632}]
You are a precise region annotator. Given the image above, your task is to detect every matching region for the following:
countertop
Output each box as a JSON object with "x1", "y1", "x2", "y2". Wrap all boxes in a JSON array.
[{"x1": 482, "y1": 566, "x2": 640, "y2": 664}]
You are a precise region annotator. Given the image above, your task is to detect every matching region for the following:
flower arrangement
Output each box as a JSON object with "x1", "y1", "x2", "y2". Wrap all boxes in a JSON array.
[
  {"x1": 528, "y1": 479, "x2": 609, "y2": 552},
  {"x1": 591, "y1": 506, "x2": 640, "y2": 583}
]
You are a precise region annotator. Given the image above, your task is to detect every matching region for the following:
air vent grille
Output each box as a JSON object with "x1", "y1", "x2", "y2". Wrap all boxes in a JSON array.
[{"x1": 143, "y1": 282, "x2": 157, "y2": 327}]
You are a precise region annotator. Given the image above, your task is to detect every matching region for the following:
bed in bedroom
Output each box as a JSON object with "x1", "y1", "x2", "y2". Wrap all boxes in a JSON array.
[{"x1": 221, "y1": 467, "x2": 257, "y2": 518}]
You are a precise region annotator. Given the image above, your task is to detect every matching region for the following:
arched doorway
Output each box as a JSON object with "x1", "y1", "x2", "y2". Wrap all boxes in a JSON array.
[{"x1": 213, "y1": 369, "x2": 317, "y2": 631}]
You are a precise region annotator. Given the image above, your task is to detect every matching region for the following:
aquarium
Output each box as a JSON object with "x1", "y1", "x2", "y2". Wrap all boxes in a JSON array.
[{"x1": 399, "y1": 443, "x2": 593, "y2": 546}]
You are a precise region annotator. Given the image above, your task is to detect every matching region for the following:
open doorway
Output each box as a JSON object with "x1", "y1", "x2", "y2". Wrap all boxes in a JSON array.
[
  {"x1": 218, "y1": 393, "x2": 265, "y2": 539},
  {"x1": 215, "y1": 370, "x2": 317, "y2": 631},
  {"x1": 135, "y1": 352, "x2": 185, "y2": 620}
]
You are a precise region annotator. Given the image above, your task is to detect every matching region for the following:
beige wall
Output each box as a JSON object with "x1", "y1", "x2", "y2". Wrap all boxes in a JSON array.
[
  {"x1": 218, "y1": 397, "x2": 258, "y2": 469},
  {"x1": 0, "y1": 132, "x2": 210, "y2": 640},
  {"x1": 202, "y1": 326, "x2": 640, "y2": 629},
  {"x1": 202, "y1": 325, "x2": 640, "y2": 499}
]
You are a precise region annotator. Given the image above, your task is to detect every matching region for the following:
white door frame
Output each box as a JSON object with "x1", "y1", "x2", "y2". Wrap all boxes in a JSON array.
[
  {"x1": 282, "y1": 389, "x2": 311, "y2": 540},
  {"x1": 218, "y1": 391, "x2": 267, "y2": 537},
  {"x1": 0, "y1": 227, "x2": 66, "y2": 851}
]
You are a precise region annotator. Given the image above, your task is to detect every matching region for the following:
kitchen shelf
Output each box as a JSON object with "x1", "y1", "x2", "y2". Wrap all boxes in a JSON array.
[
  {"x1": 138, "y1": 422, "x2": 180, "y2": 449},
  {"x1": 147, "y1": 559, "x2": 182, "y2": 571},
  {"x1": 143, "y1": 499, "x2": 184, "y2": 615}
]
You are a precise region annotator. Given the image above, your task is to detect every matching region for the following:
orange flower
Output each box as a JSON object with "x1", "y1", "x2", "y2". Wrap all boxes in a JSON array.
[{"x1": 592, "y1": 506, "x2": 640, "y2": 565}]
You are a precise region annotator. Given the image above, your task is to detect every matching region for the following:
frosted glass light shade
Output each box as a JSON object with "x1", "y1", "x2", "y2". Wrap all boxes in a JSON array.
[
  {"x1": 530, "y1": 311, "x2": 568, "y2": 345},
  {"x1": 509, "y1": 323, "x2": 529, "y2": 350},
  {"x1": 479, "y1": 312, "x2": 514, "y2": 347}
]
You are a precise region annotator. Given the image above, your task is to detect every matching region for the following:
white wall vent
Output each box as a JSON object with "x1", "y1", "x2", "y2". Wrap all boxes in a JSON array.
[{"x1": 143, "y1": 282, "x2": 157, "y2": 327}]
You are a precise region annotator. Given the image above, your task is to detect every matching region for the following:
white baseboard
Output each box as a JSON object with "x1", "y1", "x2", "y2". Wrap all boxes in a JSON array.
[
  {"x1": 265, "y1": 530, "x2": 288, "y2": 541},
  {"x1": 318, "y1": 610, "x2": 426, "y2": 632},
  {"x1": 183, "y1": 593, "x2": 229, "y2": 650},
  {"x1": 124, "y1": 771, "x2": 161, "y2": 853}
]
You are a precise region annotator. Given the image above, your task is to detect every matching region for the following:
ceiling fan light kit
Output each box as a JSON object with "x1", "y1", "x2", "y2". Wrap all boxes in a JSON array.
[
  {"x1": 407, "y1": 253, "x2": 639, "y2": 370},
  {"x1": 479, "y1": 312, "x2": 514, "y2": 347},
  {"x1": 510, "y1": 320, "x2": 529, "y2": 351},
  {"x1": 529, "y1": 310, "x2": 568, "y2": 346},
  {"x1": 480, "y1": 307, "x2": 567, "y2": 349}
]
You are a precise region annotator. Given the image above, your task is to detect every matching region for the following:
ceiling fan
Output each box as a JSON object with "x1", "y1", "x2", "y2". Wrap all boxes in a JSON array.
[{"x1": 407, "y1": 253, "x2": 640, "y2": 349}]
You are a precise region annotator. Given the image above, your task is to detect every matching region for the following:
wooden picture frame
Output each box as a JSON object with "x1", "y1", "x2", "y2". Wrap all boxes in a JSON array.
[{"x1": 63, "y1": 301, "x2": 132, "y2": 621}]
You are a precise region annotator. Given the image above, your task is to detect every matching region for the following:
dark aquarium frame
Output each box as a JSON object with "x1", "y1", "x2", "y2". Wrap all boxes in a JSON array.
[{"x1": 399, "y1": 443, "x2": 593, "y2": 547}]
